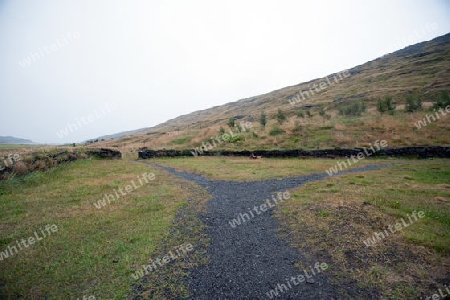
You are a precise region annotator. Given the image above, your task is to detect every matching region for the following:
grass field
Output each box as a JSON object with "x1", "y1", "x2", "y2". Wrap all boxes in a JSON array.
[
  {"x1": 0, "y1": 157, "x2": 209, "y2": 299},
  {"x1": 152, "y1": 156, "x2": 450, "y2": 299},
  {"x1": 274, "y1": 159, "x2": 450, "y2": 298},
  {"x1": 1, "y1": 154, "x2": 449, "y2": 299},
  {"x1": 151, "y1": 156, "x2": 396, "y2": 181}
]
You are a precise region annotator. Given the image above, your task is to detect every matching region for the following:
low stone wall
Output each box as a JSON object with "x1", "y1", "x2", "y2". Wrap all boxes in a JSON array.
[
  {"x1": 138, "y1": 146, "x2": 450, "y2": 159},
  {"x1": 85, "y1": 148, "x2": 122, "y2": 159},
  {"x1": 0, "y1": 148, "x2": 122, "y2": 180}
]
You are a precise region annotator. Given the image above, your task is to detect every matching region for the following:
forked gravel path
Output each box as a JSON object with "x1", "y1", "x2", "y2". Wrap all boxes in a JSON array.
[{"x1": 152, "y1": 163, "x2": 392, "y2": 299}]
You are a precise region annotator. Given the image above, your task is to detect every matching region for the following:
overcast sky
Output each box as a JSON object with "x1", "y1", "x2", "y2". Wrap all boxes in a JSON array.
[{"x1": 1, "y1": 0, "x2": 449, "y2": 144}]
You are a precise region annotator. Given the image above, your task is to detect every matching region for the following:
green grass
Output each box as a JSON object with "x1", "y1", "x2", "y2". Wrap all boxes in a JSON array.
[
  {"x1": 269, "y1": 126, "x2": 285, "y2": 136},
  {"x1": 0, "y1": 158, "x2": 205, "y2": 298},
  {"x1": 169, "y1": 136, "x2": 193, "y2": 145},
  {"x1": 275, "y1": 159, "x2": 450, "y2": 298},
  {"x1": 151, "y1": 156, "x2": 396, "y2": 181},
  {"x1": 0, "y1": 144, "x2": 35, "y2": 150}
]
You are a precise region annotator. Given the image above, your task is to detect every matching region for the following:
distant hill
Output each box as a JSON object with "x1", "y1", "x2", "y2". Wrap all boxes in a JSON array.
[
  {"x1": 84, "y1": 128, "x2": 150, "y2": 143},
  {"x1": 95, "y1": 33, "x2": 450, "y2": 151},
  {"x1": 0, "y1": 136, "x2": 34, "y2": 144}
]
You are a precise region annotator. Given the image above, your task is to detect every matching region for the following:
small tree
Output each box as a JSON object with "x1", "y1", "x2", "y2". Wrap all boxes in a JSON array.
[
  {"x1": 405, "y1": 95, "x2": 422, "y2": 113},
  {"x1": 227, "y1": 117, "x2": 235, "y2": 128},
  {"x1": 433, "y1": 90, "x2": 450, "y2": 110},
  {"x1": 376, "y1": 98, "x2": 387, "y2": 114},
  {"x1": 338, "y1": 101, "x2": 366, "y2": 116},
  {"x1": 260, "y1": 111, "x2": 267, "y2": 128},
  {"x1": 384, "y1": 95, "x2": 395, "y2": 111},
  {"x1": 377, "y1": 95, "x2": 396, "y2": 114},
  {"x1": 277, "y1": 109, "x2": 286, "y2": 124}
]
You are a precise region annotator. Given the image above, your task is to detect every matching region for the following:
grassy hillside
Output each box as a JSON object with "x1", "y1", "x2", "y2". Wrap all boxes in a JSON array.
[{"x1": 91, "y1": 33, "x2": 450, "y2": 153}]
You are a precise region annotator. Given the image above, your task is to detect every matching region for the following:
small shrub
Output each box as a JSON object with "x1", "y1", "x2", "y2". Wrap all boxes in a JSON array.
[
  {"x1": 297, "y1": 111, "x2": 305, "y2": 118},
  {"x1": 376, "y1": 98, "x2": 386, "y2": 114},
  {"x1": 277, "y1": 109, "x2": 286, "y2": 124},
  {"x1": 260, "y1": 111, "x2": 267, "y2": 128},
  {"x1": 433, "y1": 90, "x2": 450, "y2": 110},
  {"x1": 269, "y1": 126, "x2": 285, "y2": 136},
  {"x1": 317, "y1": 210, "x2": 330, "y2": 217},
  {"x1": 227, "y1": 117, "x2": 235, "y2": 128},
  {"x1": 385, "y1": 95, "x2": 396, "y2": 111},
  {"x1": 405, "y1": 94, "x2": 422, "y2": 112},
  {"x1": 228, "y1": 135, "x2": 244, "y2": 143},
  {"x1": 306, "y1": 110, "x2": 312, "y2": 118},
  {"x1": 377, "y1": 95, "x2": 396, "y2": 115},
  {"x1": 338, "y1": 101, "x2": 367, "y2": 116}
]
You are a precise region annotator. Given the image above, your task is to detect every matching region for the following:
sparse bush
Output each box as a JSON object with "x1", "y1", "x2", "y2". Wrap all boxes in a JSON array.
[
  {"x1": 297, "y1": 111, "x2": 305, "y2": 118},
  {"x1": 277, "y1": 109, "x2": 286, "y2": 124},
  {"x1": 227, "y1": 117, "x2": 235, "y2": 128},
  {"x1": 377, "y1": 95, "x2": 396, "y2": 115},
  {"x1": 405, "y1": 94, "x2": 422, "y2": 112},
  {"x1": 228, "y1": 135, "x2": 243, "y2": 143},
  {"x1": 385, "y1": 95, "x2": 396, "y2": 111},
  {"x1": 269, "y1": 126, "x2": 285, "y2": 136},
  {"x1": 433, "y1": 90, "x2": 450, "y2": 110},
  {"x1": 319, "y1": 109, "x2": 326, "y2": 117},
  {"x1": 376, "y1": 98, "x2": 386, "y2": 114},
  {"x1": 252, "y1": 131, "x2": 259, "y2": 138},
  {"x1": 338, "y1": 101, "x2": 366, "y2": 116},
  {"x1": 260, "y1": 111, "x2": 267, "y2": 128},
  {"x1": 219, "y1": 127, "x2": 225, "y2": 135},
  {"x1": 306, "y1": 110, "x2": 312, "y2": 118}
]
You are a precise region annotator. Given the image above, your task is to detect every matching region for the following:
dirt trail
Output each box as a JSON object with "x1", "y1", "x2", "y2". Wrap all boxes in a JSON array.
[{"x1": 151, "y1": 163, "x2": 392, "y2": 299}]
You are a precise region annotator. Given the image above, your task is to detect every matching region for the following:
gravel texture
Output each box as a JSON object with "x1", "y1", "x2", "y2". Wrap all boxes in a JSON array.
[{"x1": 151, "y1": 163, "x2": 392, "y2": 299}]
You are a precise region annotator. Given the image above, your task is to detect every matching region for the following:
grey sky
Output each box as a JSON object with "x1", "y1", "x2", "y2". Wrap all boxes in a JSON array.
[{"x1": 1, "y1": 0, "x2": 449, "y2": 144}]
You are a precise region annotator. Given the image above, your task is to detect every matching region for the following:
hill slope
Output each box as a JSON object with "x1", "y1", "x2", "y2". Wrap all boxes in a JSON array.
[
  {"x1": 95, "y1": 33, "x2": 450, "y2": 152},
  {"x1": 0, "y1": 136, "x2": 34, "y2": 144}
]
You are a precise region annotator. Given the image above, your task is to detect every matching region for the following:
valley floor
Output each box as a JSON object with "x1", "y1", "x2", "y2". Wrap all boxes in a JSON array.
[{"x1": 0, "y1": 156, "x2": 449, "y2": 299}]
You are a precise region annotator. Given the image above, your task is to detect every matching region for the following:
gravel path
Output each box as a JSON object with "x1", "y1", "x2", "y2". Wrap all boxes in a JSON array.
[{"x1": 151, "y1": 163, "x2": 392, "y2": 299}]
